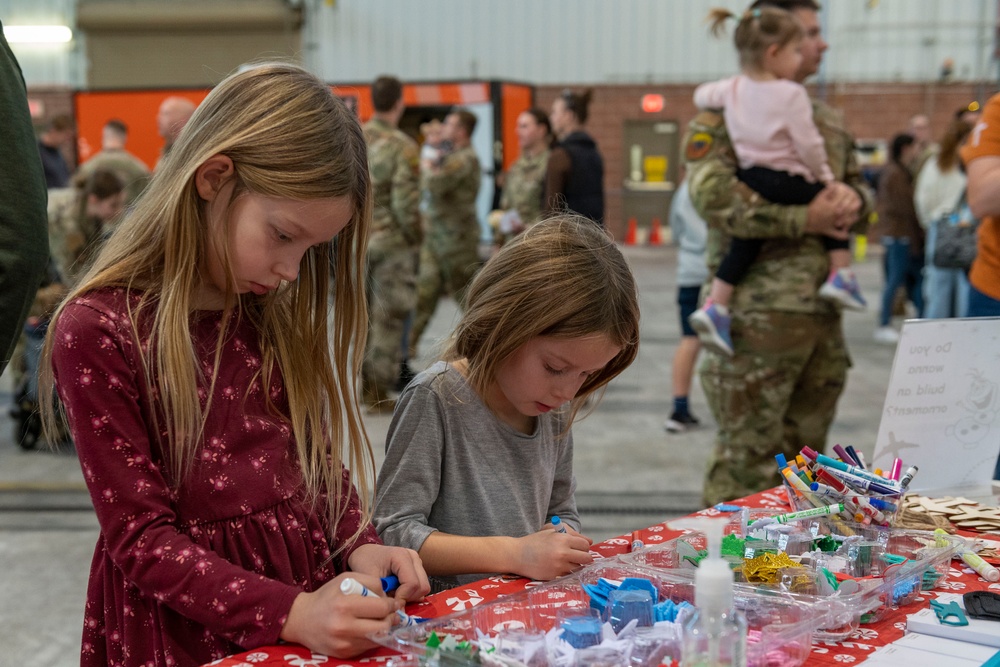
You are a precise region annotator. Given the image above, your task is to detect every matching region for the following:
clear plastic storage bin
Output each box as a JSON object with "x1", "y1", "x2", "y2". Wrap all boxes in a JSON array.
[
  {"x1": 621, "y1": 518, "x2": 966, "y2": 640},
  {"x1": 374, "y1": 561, "x2": 831, "y2": 667}
]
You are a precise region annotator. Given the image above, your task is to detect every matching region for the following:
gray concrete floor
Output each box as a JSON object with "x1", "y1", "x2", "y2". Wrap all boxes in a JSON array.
[{"x1": 0, "y1": 243, "x2": 900, "y2": 666}]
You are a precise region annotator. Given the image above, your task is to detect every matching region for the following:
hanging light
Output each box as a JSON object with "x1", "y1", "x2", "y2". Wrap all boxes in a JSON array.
[{"x1": 4, "y1": 25, "x2": 73, "y2": 44}]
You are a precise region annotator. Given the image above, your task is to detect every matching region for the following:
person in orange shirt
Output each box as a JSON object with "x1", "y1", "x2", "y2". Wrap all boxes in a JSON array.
[
  {"x1": 962, "y1": 97, "x2": 1000, "y2": 317},
  {"x1": 961, "y1": 91, "x2": 1000, "y2": 479}
]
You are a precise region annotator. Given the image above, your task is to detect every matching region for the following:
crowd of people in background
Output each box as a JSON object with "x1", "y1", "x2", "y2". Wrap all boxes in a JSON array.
[
  {"x1": 6, "y1": 2, "x2": 998, "y2": 489},
  {"x1": 5, "y1": 2, "x2": 1000, "y2": 662}
]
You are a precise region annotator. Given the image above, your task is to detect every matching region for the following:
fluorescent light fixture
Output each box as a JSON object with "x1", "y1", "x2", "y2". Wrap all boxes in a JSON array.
[{"x1": 4, "y1": 25, "x2": 73, "y2": 44}]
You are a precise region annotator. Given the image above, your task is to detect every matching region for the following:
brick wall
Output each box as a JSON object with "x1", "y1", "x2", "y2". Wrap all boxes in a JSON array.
[{"x1": 538, "y1": 82, "x2": 993, "y2": 240}]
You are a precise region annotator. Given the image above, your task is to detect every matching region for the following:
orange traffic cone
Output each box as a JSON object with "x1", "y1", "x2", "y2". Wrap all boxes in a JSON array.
[
  {"x1": 648, "y1": 217, "x2": 664, "y2": 246},
  {"x1": 624, "y1": 217, "x2": 638, "y2": 245}
]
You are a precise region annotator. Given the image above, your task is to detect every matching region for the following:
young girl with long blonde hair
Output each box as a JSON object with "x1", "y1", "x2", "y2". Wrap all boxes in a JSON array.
[
  {"x1": 374, "y1": 216, "x2": 640, "y2": 592},
  {"x1": 40, "y1": 63, "x2": 429, "y2": 666}
]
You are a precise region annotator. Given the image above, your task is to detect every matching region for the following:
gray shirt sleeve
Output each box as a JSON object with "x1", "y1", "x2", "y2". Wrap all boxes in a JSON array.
[{"x1": 373, "y1": 383, "x2": 447, "y2": 552}]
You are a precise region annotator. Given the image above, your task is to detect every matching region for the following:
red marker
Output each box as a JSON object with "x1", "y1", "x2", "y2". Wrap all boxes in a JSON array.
[{"x1": 630, "y1": 530, "x2": 644, "y2": 552}]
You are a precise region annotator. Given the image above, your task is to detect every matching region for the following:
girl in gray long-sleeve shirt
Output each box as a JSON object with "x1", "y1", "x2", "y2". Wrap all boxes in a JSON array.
[{"x1": 374, "y1": 216, "x2": 640, "y2": 592}]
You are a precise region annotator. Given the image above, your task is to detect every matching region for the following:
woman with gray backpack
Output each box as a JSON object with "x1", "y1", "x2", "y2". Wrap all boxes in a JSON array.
[{"x1": 914, "y1": 118, "x2": 975, "y2": 318}]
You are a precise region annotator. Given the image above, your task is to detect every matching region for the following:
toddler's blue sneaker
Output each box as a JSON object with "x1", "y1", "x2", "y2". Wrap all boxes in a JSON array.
[
  {"x1": 819, "y1": 268, "x2": 867, "y2": 311},
  {"x1": 688, "y1": 301, "x2": 734, "y2": 357}
]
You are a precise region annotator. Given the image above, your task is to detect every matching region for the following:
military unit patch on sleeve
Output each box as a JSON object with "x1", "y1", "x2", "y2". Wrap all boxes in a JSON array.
[{"x1": 685, "y1": 132, "x2": 713, "y2": 161}]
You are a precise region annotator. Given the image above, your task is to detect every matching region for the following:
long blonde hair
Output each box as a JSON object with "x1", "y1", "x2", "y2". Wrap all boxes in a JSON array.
[
  {"x1": 39, "y1": 62, "x2": 374, "y2": 551},
  {"x1": 445, "y1": 216, "x2": 640, "y2": 423}
]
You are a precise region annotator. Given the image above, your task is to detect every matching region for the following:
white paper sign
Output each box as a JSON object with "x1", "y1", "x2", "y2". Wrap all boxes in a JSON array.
[{"x1": 872, "y1": 317, "x2": 1000, "y2": 492}]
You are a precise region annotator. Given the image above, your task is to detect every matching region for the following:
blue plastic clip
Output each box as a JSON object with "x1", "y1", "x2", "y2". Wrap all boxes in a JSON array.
[{"x1": 929, "y1": 599, "x2": 969, "y2": 626}]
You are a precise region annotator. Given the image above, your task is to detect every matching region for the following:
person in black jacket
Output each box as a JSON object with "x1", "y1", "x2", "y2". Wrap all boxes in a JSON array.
[
  {"x1": 0, "y1": 19, "x2": 49, "y2": 375},
  {"x1": 545, "y1": 89, "x2": 605, "y2": 225}
]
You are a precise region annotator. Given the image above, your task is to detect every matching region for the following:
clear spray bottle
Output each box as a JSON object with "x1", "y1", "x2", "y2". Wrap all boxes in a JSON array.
[{"x1": 675, "y1": 517, "x2": 747, "y2": 667}]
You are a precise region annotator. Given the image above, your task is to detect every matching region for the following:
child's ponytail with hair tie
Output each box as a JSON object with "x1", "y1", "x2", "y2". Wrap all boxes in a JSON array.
[{"x1": 706, "y1": 7, "x2": 738, "y2": 38}]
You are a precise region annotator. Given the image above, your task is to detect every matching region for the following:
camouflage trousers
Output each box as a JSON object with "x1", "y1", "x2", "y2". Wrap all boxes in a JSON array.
[
  {"x1": 409, "y1": 244, "x2": 480, "y2": 359},
  {"x1": 699, "y1": 310, "x2": 850, "y2": 506},
  {"x1": 363, "y1": 248, "x2": 418, "y2": 400}
]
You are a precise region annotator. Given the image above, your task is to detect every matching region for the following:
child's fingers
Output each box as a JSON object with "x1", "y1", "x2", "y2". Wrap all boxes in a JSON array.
[
  {"x1": 392, "y1": 549, "x2": 431, "y2": 601},
  {"x1": 564, "y1": 526, "x2": 594, "y2": 545},
  {"x1": 567, "y1": 547, "x2": 595, "y2": 567},
  {"x1": 338, "y1": 590, "x2": 402, "y2": 620}
]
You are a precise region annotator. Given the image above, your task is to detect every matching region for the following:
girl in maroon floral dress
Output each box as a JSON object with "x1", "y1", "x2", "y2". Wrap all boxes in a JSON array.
[{"x1": 39, "y1": 63, "x2": 430, "y2": 667}]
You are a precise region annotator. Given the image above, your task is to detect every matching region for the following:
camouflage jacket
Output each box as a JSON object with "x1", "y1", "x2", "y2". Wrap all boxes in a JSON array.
[
  {"x1": 75, "y1": 149, "x2": 151, "y2": 205},
  {"x1": 500, "y1": 149, "x2": 549, "y2": 226},
  {"x1": 363, "y1": 118, "x2": 421, "y2": 253},
  {"x1": 422, "y1": 145, "x2": 481, "y2": 253},
  {"x1": 47, "y1": 188, "x2": 102, "y2": 288},
  {"x1": 685, "y1": 100, "x2": 873, "y2": 315}
]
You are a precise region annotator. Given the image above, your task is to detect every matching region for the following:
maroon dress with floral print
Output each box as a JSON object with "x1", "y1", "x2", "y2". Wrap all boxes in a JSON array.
[{"x1": 51, "y1": 288, "x2": 380, "y2": 667}]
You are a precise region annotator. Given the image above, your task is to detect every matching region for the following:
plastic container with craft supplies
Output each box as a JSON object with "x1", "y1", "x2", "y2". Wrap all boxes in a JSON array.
[
  {"x1": 777, "y1": 450, "x2": 905, "y2": 528},
  {"x1": 620, "y1": 514, "x2": 967, "y2": 640},
  {"x1": 373, "y1": 561, "x2": 830, "y2": 667}
]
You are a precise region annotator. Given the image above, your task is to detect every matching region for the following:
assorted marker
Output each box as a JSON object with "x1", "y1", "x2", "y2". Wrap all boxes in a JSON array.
[
  {"x1": 776, "y1": 446, "x2": 914, "y2": 528},
  {"x1": 340, "y1": 577, "x2": 425, "y2": 626}
]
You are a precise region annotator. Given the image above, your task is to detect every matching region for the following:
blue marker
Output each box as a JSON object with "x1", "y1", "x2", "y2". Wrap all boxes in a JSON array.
[
  {"x1": 551, "y1": 516, "x2": 568, "y2": 533},
  {"x1": 340, "y1": 578, "x2": 423, "y2": 626},
  {"x1": 380, "y1": 575, "x2": 399, "y2": 594},
  {"x1": 815, "y1": 454, "x2": 901, "y2": 493}
]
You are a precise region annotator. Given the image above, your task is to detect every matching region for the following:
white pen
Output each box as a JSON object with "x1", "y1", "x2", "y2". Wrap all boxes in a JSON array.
[{"x1": 340, "y1": 577, "x2": 421, "y2": 627}]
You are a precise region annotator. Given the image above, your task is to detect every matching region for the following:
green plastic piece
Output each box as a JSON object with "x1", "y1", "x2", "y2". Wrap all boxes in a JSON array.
[
  {"x1": 821, "y1": 567, "x2": 840, "y2": 591},
  {"x1": 814, "y1": 535, "x2": 839, "y2": 552},
  {"x1": 721, "y1": 533, "x2": 745, "y2": 559}
]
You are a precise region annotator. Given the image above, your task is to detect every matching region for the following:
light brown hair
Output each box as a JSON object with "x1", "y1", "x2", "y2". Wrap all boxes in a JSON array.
[
  {"x1": 936, "y1": 119, "x2": 973, "y2": 172},
  {"x1": 444, "y1": 215, "x2": 640, "y2": 424},
  {"x1": 707, "y1": 6, "x2": 803, "y2": 71}
]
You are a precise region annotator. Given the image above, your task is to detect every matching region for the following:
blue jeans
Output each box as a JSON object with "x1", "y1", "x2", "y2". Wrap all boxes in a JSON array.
[
  {"x1": 879, "y1": 237, "x2": 925, "y2": 326},
  {"x1": 923, "y1": 223, "x2": 970, "y2": 318},
  {"x1": 966, "y1": 283, "x2": 1000, "y2": 317},
  {"x1": 966, "y1": 284, "x2": 1000, "y2": 478}
]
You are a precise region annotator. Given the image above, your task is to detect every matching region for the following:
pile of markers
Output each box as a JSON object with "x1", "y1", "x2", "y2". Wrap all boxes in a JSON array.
[{"x1": 775, "y1": 445, "x2": 918, "y2": 528}]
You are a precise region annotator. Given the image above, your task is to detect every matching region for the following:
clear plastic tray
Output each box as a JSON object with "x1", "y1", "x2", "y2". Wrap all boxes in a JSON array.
[
  {"x1": 621, "y1": 517, "x2": 966, "y2": 640},
  {"x1": 373, "y1": 561, "x2": 831, "y2": 667}
]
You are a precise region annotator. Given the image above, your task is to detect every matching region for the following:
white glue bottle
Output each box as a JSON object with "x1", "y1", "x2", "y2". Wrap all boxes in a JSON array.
[{"x1": 676, "y1": 517, "x2": 747, "y2": 667}]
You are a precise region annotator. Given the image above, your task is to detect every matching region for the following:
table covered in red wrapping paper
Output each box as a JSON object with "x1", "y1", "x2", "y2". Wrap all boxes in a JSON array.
[{"x1": 207, "y1": 488, "x2": 1000, "y2": 667}]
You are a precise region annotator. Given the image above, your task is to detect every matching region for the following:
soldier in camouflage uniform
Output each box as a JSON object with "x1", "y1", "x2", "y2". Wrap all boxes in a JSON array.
[
  {"x1": 686, "y1": 0, "x2": 873, "y2": 506},
  {"x1": 75, "y1": 119, "x2": 151, "y2": 206},
  {"x1": 497, "y1": 108, "x2": 552, "y2": 242},
  {"x1": 409, "y1": 108, "x2": 481, "y2": 359},
  {"x1": 48, "y1": 169, "x2": 126, "y2": 289},
  {"x1": 361, "y1": 76, "x2": 422, "y2": 411},
  {"x1": 9, "y1": 169, "x2": 124, "y2": 424}
]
